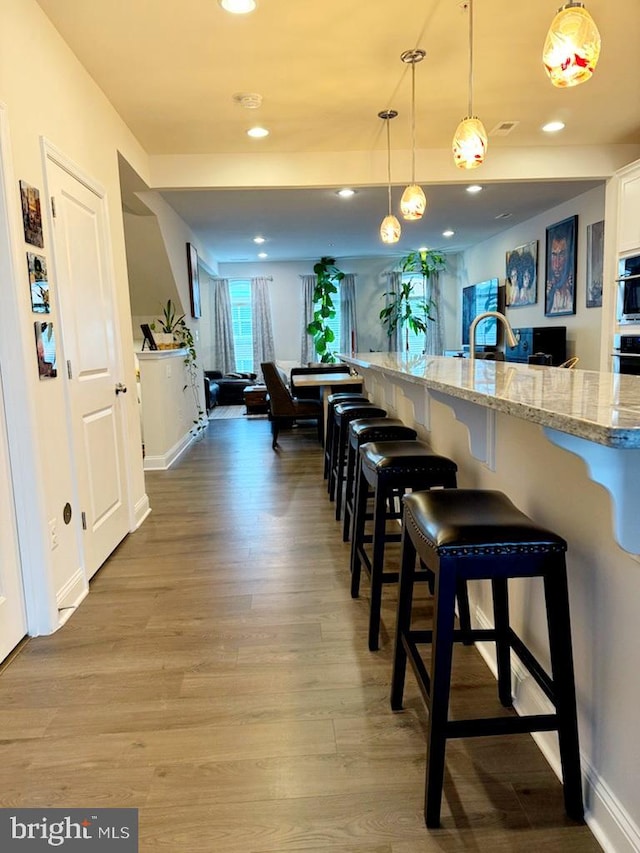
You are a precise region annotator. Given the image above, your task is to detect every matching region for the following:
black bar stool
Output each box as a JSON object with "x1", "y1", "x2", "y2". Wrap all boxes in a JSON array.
[
  {"x1": 324, "y1": 392, "x2": 369, "y2": 480},
  {"x1": 350, "y1": 440, "x2": 458, "y2": 651},
  {"x1": 342, "y1": 417, "x2": 417, "y2": 542},
  {"x1": 391, "y1": 488, "x2": 584, "y2": 828},
  {"x1": 329, "y1": 403, "x2": 387, "y2": 517}
]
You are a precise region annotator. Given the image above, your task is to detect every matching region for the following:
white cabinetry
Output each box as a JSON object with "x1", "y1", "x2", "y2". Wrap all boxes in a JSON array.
[
  {"x1": 137, "y1": 349, "x2": 197, "y2": 470},
  {"x1": 602, "y1": 158, "x2": 640, "y2": 372},
  {"x1": 618, "y1": 168, "x2": 640, "y2": 254}
]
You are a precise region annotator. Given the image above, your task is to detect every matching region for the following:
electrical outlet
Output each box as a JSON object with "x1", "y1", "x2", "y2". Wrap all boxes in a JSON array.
[{"x1": 48, "y1": 519, "x2": 59, "y2": 550}]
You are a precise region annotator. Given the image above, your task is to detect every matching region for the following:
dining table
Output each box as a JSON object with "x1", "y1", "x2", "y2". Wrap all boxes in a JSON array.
[{"x1": 292, "y1": 371, "x2": 364, "y2": 435}]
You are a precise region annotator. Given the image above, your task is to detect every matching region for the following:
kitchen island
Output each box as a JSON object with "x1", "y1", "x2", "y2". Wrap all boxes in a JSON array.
[{"x1": 341, "y1": 352, "x2": 640, "y2": 853}]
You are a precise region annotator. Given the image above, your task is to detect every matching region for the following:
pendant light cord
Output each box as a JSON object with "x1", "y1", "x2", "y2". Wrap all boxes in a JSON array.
[
  {"x1": 386, "y1": 117, "x2": 392, "y2": 215},
  {"x1": 468, "y1": 0, "x2": 474, "y2": 117},
  {"x1": 410, "y1": 61, "x2": 416, "y2": 183}
]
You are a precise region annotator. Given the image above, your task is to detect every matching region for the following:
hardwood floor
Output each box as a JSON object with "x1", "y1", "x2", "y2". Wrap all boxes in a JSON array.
[{"x1": 0, "y1": 418, "x2": 601, "y2": 851}]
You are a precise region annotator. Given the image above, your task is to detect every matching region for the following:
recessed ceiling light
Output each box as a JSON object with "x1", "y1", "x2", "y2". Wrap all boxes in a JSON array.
[
  {"x1": 466, "y1": 185, "x2": 483, "y2": 194},
  {"x1": 218, "y1": 0, "x2": 256, "y2": 13},
  {"x1": 247, "y1": 126, "x2": 269, "y2": 138},
  {"x1": 253, "y1": 236, "x2": 266, "y2": 244},
  {"x1": 542, "y1": 120, "x2": 566, "y2": 133},
  {"x1": 336, "y1": 188, "x2": 355, "y2": 198},
  {"x1": 258, "y1": 252, "x2": 268, "y2": 259},
  {"x1": 443, "y1": 230, "x2": 455, "y2": 238}
]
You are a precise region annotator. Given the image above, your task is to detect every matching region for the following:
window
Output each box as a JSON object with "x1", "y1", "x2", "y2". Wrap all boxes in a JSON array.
[
  {"x1": 229, "y1": 280, "x2": 253, "y2": 372},
  {"x1": 325, "y1": 295, "x2": 341, "y2": 356},
  {"x1": 402, "y1": 273, "x2": 428, "y2": 357}
]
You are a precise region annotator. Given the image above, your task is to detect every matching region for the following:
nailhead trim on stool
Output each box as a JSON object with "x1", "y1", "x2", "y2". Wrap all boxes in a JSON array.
[
  {"x1": 390, "y1": 488, "x2": 584, "y2": 829},
  {"x1": 350, "y1": 440, "x2": 458, "y2": 651},
  {"x1": 342, "y1": 417, "x2": 417, "y2": 543}
]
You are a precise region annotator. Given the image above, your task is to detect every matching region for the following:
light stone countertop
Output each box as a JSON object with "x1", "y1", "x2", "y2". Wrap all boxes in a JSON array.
[{"x1": 340, "y1": 353, "x2": 640, "y2": 449}]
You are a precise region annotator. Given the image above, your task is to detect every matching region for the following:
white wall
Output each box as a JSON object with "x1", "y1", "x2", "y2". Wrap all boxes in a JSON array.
[
  {"x1": 462, "y1": 185, "x2": 606, "y2": 369},
  {"x1": 215, "y1": 256, "x2": 460, "y2": 369},
  {"x1": 0, "y1": 0, "x2": 152, "y2": 630}
]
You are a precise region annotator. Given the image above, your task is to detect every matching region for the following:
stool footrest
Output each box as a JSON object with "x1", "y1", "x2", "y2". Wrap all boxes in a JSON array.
[
  {"x1": 446, "y1": 714, "x2": 559, "y2": 739},
  {"x1": 405, "y1": 627, "x2": 555, "y2": 703},
  {"x1": 509, "y1": 629, "x2": 554, "y2": 702}
]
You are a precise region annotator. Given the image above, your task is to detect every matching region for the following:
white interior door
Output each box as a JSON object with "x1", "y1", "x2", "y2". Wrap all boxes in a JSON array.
[
  {"x1": 0, "y1": 367, "x2": 27, "y2": 662},
  {"x1": 47, "y1": 155, "x2": 129, "y2": 578}
]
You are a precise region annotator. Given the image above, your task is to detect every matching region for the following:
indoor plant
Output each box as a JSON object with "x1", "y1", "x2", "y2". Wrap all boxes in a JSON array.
[
  {"x1": 152, "y1": 299, "x2": 184, "y2": 349},
  {"x1": 306, "y1": 256, "x2": 345, "y2": 363},
  {"x1": 380, "y1": 248, "x2": 446, "y2": 352},
  {"x1": 153, "y1": 300, "x2": 207, "y2": 437}
]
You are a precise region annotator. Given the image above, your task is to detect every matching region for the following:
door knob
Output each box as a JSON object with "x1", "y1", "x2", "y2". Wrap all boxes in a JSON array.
[{"x1": 115, "y1": 383, "x2": 127, "y2": 395}]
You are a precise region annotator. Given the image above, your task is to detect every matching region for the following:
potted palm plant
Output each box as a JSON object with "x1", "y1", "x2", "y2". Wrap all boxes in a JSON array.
[{"x1": 380, "y1": 248, "x2": 445, "y2": 351}]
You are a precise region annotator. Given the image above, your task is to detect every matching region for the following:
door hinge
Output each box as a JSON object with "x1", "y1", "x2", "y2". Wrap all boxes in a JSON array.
[
  {"x1": 81, "y1": 511, "x2": 87, "y2": 531},
  {"x1": 51, "y1": 196, "x2": 56, "y2": 219},
  {"x1": 67, "y1": 360, "x2": 73, "y2": 379}
]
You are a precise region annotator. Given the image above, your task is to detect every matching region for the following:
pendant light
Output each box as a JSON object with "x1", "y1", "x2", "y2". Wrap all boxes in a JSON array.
[
  {"x1": 452, "y1": 0, "x2": 488, "y2": 170},
  {"x1": 400, "y1": 49, "x2": 427, "y2": 221},
  {"x1": 542, "y1": 2, "x2": 601, "y2": 88},
  {"x1": 379, "y1": 110, "x2": 401, "y2": 245}
]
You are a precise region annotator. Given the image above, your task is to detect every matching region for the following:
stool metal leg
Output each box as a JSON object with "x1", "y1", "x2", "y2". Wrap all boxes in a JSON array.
[
  {"x1": 424, "y1": 563, "x2": 457, "y2": 828},
  {"x1": 544, "y1": 565, "x2": 584, "y2": 822}
]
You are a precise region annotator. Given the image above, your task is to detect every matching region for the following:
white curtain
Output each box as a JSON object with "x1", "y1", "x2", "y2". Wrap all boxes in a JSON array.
[
  {"x1": 251, "y1": 276, "x2": 275, "y2": 381},
  {"x1": 424, "y1": 271, "x2": 444, "y2": 356},
  {"x1": 211, "y1": 277, "x2": 236, "y2": 374},
  {"x1": 300, "y1": 274, "x2": 316, "y2": 366},
  {"x1": 383, "y1": 271, "x2": 402, "y2": 352},
  {"x1": 340, "y1": 273, "x2": 358, "y2": 355}
]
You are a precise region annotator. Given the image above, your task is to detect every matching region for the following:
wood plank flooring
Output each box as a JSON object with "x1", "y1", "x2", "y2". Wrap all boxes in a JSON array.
[{"x1": 0, "y1": 418, "x2": 602, "y2": 852}]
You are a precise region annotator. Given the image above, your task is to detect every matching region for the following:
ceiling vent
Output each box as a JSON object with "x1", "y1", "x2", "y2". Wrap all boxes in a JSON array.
[
  {"x1": 232, "y1": 92, "x2": 263, "y2": 109},
  {"x1": 490, "y1": 120, "x2": 519, "y2": 136}
]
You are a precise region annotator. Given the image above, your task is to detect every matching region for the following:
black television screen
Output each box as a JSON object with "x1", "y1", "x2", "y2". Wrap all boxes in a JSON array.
[{"x1": 462, "y1": 278, "x2": 500, "y2": 347}]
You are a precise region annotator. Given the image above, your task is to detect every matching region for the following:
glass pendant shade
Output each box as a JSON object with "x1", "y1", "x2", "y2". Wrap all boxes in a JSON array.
[
  {"x1": 542, "y1": 3, "x2": 601, "y2": 88},
  {"x1": 380, "y1": 214, "x2": 402, "y2": 244},
  {"x1": 452, "y1": 116, "x2": 488, "y2": 170},
  {"x1": 400, "y1": 184, "x2": 427, "y2": 220}
]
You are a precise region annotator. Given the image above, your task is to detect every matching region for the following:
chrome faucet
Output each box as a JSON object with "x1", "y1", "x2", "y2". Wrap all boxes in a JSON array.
[{"x1": 469, "y1": 311, "x2": 517, "y2": 362}]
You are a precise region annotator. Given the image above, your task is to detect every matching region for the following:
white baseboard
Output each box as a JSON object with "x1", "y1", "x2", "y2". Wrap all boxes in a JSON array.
[
  {"x1": 55, "y1": 568, "x2": 88, "y2": 627},
  {"x1": 473, "y1": 603, "x2": 640, "y2": 853},
  {"x1": 133, "y1": 493, "x2": 151, "y2": 529},
  {"x1": 143, "y1": 432, "x2": 193, "y2": 471}
]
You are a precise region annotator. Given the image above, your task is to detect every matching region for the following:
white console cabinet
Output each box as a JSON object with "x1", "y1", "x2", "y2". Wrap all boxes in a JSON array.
[{"x1": 137, "y1": 349, "x2": 198, "y2": 470}]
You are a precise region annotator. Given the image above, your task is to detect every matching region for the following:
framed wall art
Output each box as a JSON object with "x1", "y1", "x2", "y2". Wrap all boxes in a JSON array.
[
  {"x1": 545, "y1": 215, "x2": 577, "y2": 317},
  {"x1": 19, "y1": 180, "x2": 44, "y2": 248},
  {"x1": 27, "y1": 252, "x2": 50, "y2": 313},
  {"x1": 586, "y1": 219, "x2": 604, "y2": 308},
  {"x1": 186, "y1": 242, "x2": 201, "y2": 319},
  {"x1": 34, "y1": 321, "x2": 57, "y2": 379},
  {"x1": 506, "y1": 240, "x2": 537, "y2": 307}
]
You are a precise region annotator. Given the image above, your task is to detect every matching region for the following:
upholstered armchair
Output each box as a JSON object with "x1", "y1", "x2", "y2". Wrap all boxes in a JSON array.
[{"x1": 261, "y1": 362, "x2": 323, "y2": 449}]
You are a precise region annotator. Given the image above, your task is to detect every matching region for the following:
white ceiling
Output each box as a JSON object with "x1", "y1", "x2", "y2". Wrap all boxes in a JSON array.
[{"x1": 37, "y1": 0, "x2": 640, "y2": 262}]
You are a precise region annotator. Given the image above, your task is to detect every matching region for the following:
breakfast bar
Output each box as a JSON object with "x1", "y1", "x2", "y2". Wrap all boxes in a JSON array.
[{"x1": 341, "y1": 352, "x2": 640, "y2": 851}]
